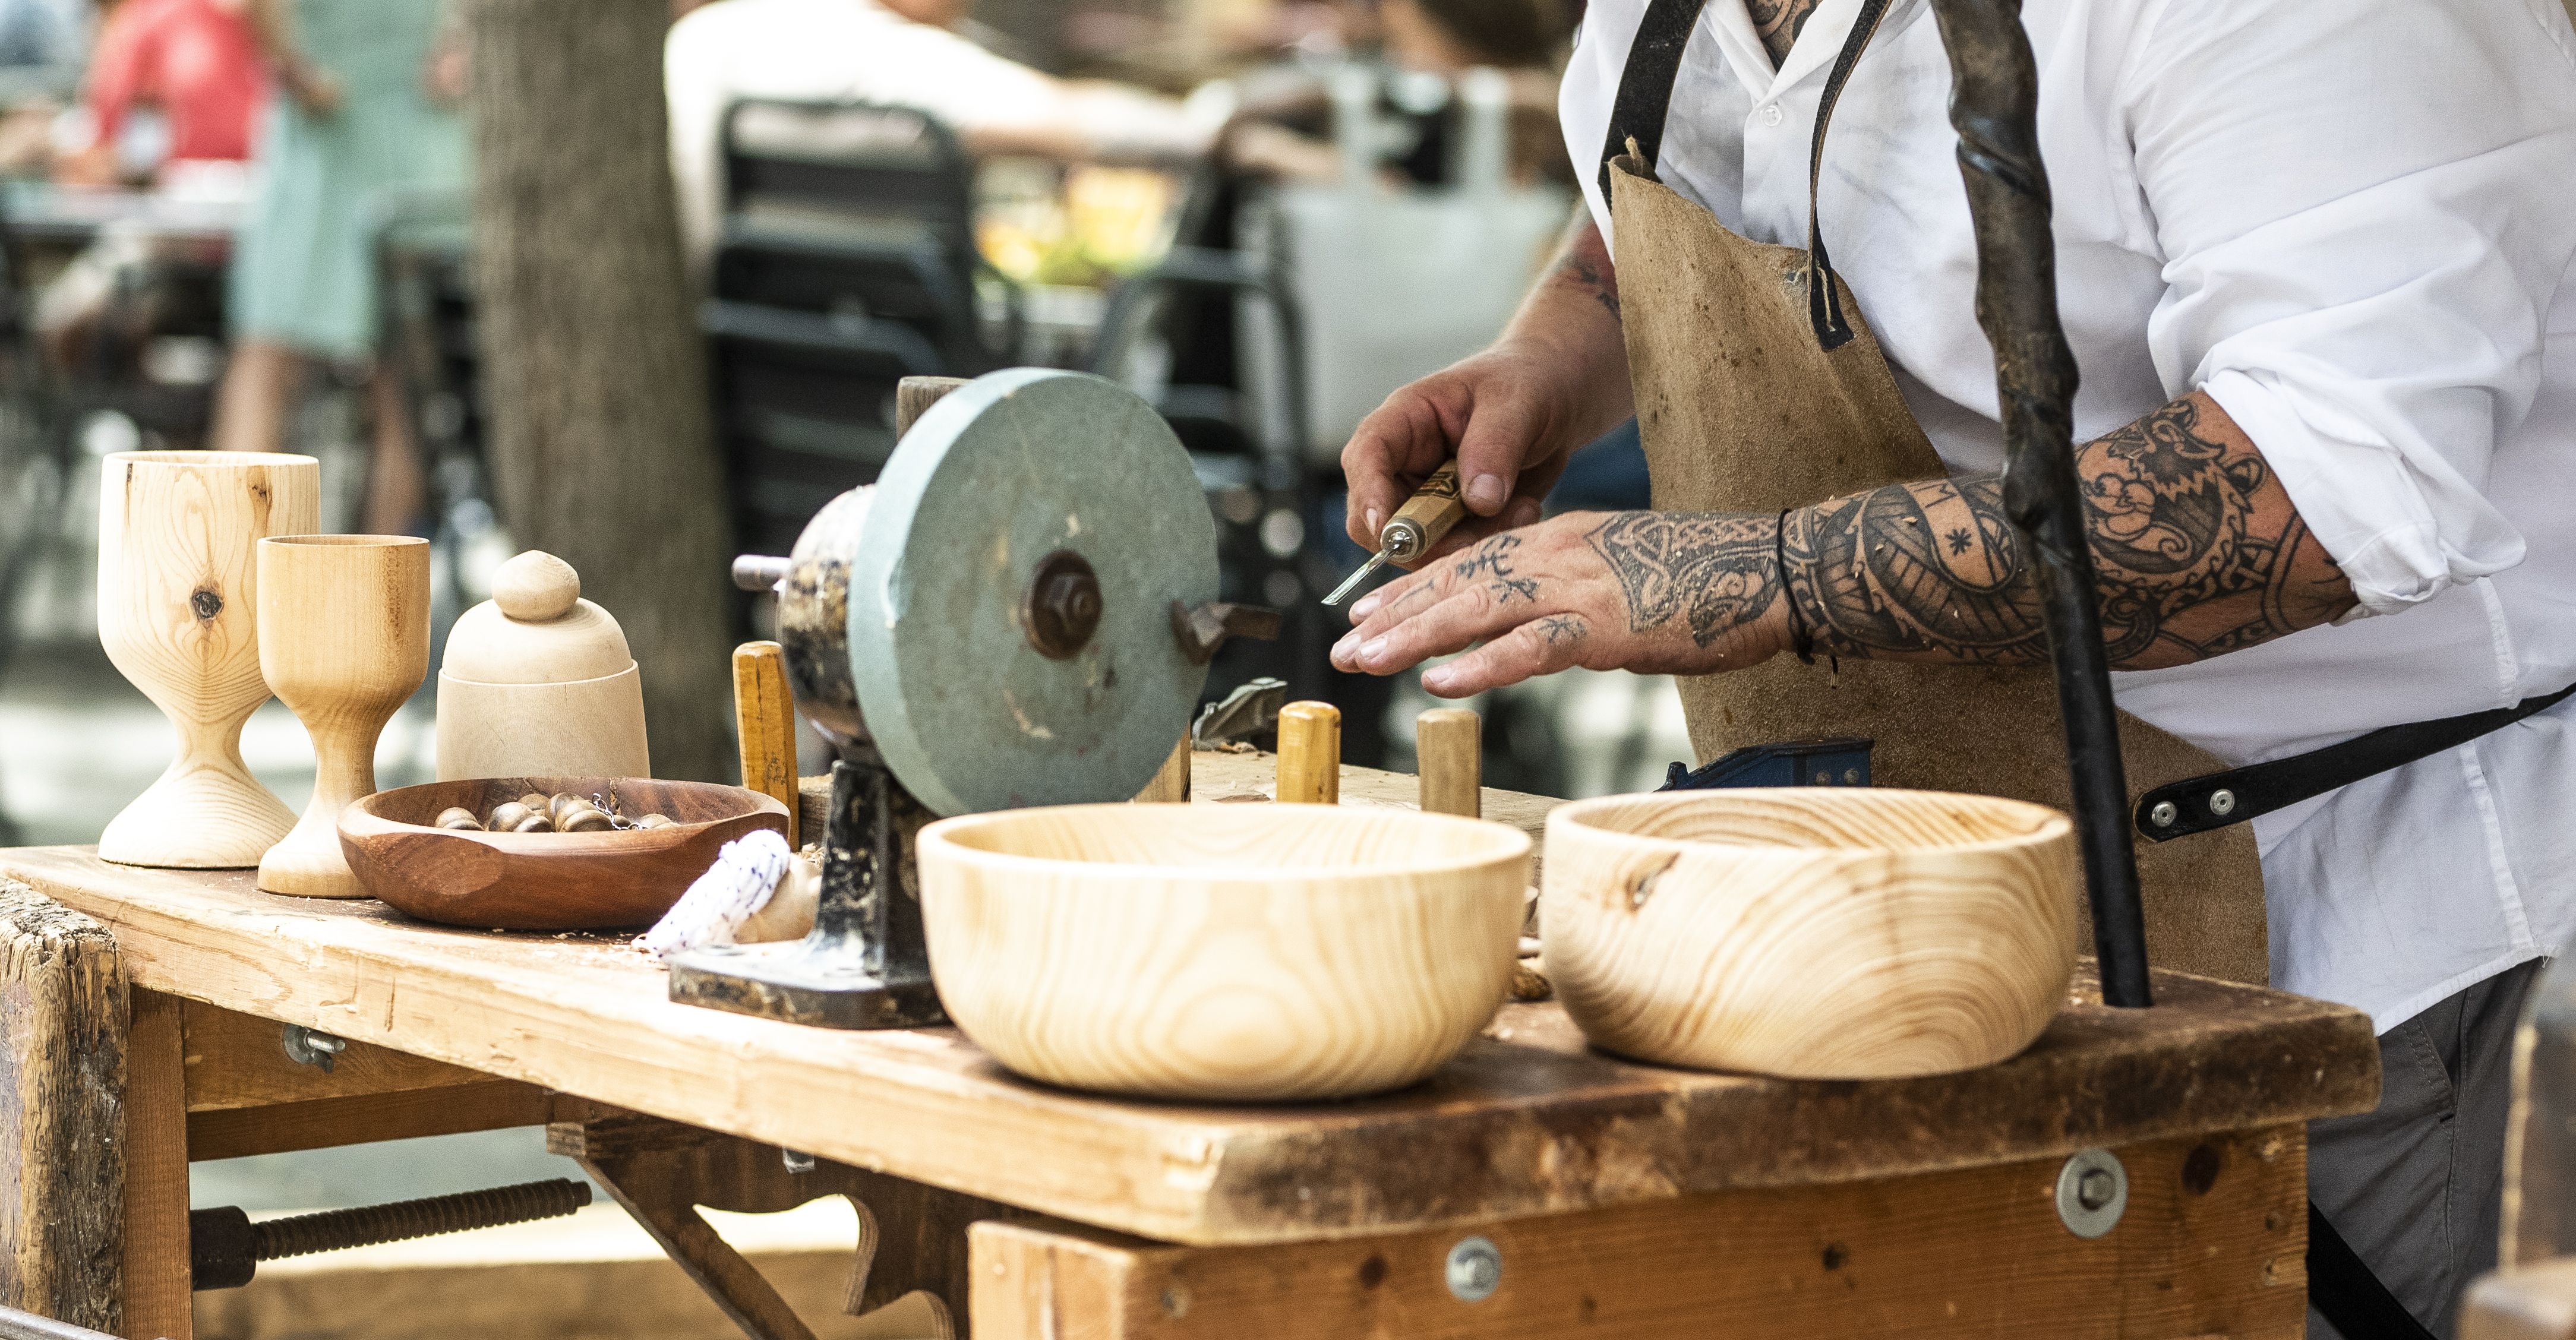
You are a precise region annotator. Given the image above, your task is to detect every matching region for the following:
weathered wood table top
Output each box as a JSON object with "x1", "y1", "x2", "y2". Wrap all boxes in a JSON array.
[{"x1": 0, "y1": 757, "x2": 2378, "y2": 1250}]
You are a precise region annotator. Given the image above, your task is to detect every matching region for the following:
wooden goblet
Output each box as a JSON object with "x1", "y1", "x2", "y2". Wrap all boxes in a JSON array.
[
  {"x1": 96, "y1": 451, "x2": 320, "y2": 868},
  {"x1": 256, "y1": 536, "x2": 431, "y2": 898}
]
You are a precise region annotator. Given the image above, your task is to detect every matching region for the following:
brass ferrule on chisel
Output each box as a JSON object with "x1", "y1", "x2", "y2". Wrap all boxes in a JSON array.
[{"x1": 1324, "y1": 460, "x2": 1471, "y2": 606}]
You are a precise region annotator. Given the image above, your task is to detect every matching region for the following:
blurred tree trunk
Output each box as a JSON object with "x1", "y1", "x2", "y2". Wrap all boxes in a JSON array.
[{"x1": 463, "y1": 0, "x2": 735, "y2": 781}]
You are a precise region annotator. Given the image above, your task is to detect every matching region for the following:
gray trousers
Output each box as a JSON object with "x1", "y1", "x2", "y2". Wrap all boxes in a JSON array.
[{"x1": 2309, "y1": 958, "x2": 2545, "y2": 1339}]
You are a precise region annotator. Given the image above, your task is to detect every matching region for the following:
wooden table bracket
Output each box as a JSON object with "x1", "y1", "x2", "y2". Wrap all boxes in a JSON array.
[{"x1": 549, "y1": 1114, "x2": 1020, "y2": 1340}]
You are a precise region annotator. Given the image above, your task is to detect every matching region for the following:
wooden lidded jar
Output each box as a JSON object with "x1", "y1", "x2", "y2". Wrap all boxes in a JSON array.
[{"x1": 434, "y1": 551, "x2": 651, "y2": 780}]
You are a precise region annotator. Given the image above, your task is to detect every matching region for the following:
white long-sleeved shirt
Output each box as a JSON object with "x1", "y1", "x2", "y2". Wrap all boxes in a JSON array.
[
  {"x1": 664, "y1": 0, "x2": 1211, "y2": 269},
  {"x1": 1560, "y1": 0, "x2": 2576, "y2": 1031}
]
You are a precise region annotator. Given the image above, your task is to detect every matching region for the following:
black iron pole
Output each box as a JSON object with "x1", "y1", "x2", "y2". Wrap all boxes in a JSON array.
[{"x1": 1924, "y1": 0, "x2": 2153, "y2": 1007}]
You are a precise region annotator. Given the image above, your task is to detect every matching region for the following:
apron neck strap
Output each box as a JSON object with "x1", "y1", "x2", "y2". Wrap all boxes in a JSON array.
[
  {"x1": 1598, "y1": 0, "x2": 1898, "y2": 351},
  {"x1": 1804, "y1": 0, "x2": 1894, "y2": 350},
  {"x1": 1597, "y1": 0, "x2": 1713, "y2": 209}
]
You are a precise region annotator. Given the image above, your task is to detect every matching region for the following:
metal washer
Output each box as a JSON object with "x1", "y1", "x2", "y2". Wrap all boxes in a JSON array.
[
  {"x1": 848, "y1": 369, "x2": 1218, "y2": 816},
  {"x1": 2054, "y1": 1148, "x2": 2129, "y2": 1238}
]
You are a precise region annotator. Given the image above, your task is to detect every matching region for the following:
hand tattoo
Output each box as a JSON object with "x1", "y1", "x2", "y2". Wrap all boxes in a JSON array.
[
  {"x1": 1452, "y1": 536, "x2": 1522, "y2": 580},
  {"x1": 1583, "y1": 511, "x2": 1781, "y2": 649},
  {"x1": 1537, "y1": 614, "x2": 1589, "y2": 645},
  {"x1": 1780, "y1": 396, "x2": 2354, "y2": 669},
  {"x1": 1454, "y1": 536, "x2": 1539, "y2": 604}
]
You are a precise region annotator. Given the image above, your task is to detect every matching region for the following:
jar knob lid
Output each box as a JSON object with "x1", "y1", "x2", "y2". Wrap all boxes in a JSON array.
[{"x1": 492, "y1": 551, "x2": 580, "y2": 622}]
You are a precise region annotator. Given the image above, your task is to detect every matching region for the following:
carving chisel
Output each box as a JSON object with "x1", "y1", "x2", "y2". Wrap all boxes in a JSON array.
[{"x1": 1322, "y1": 460, "x2": 1471, "y2": 605}]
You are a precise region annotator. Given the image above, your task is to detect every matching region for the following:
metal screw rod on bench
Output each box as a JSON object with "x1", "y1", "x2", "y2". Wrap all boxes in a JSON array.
[
  {"x1": 190, "y1": 1178, "x2": 593, "y2": 1290},
  {"x1": 1927, "y1": 0, "x2": 2154, "y2": 1007}
]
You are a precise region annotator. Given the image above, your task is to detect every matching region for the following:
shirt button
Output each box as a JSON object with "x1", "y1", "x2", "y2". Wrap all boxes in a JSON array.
[{"x1": 1761, "y1": 104, "x2": 1784, "y2": 126}]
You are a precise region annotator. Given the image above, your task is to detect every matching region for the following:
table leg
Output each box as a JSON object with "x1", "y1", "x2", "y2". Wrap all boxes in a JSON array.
[
  {"x1": 0, "y1": 885, "x2": 125, "y2": 1333},
  {"x1": 121, "y1": 991, "x2": 187, "y2": 1340},
  {"x1": 551, "y1": 1114, "x2": 1018, "y2": 1339}
]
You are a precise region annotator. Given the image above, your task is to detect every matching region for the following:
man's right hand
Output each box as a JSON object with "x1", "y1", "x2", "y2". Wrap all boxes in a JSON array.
[{"x1": 1339, "y1": 216, "x2": 1635, "y2": 560}]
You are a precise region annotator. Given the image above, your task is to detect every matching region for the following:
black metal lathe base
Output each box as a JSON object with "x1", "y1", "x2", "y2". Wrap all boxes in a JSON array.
[
  {"x1": 666, "y1": 757, "x2": 947, "y2": 1031},
  {"x1": 668, "y1": 936, "x2": 945, "y2": 1030}
]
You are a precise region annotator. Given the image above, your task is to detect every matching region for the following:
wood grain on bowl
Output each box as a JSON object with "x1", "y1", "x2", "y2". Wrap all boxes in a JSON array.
[
  {"x1": 918, "y1": 802, "x2": 1530, "y2": 1102},
  {"x1": 339, "y1": 777, "x2": 787, "y2": 930},
  {"x1": 1542, "y1": 788, "x2": 2079, "y2": 1081}
]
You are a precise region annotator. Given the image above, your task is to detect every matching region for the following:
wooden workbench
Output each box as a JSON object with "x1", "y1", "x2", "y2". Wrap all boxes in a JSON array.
[{"x1": 0, "y1": 757, "x2": 2378, "y2": 1340}]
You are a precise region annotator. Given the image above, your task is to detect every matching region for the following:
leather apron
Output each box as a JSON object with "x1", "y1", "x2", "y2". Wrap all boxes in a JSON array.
[{"x1": 1600, "y1": 0, "x2": 2268, "y2": 983}]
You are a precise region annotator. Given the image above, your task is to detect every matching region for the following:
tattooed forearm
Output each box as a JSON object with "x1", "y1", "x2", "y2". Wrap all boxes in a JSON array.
[
  {"x1": 1745, "y1": 0, "x2": 1827, "y2": 65},
  {"x1": 1546, "y1": 217, "x2": 1620, "y2": 321},
  {"x1": 1583, "y1": 511, "x2": 1781, "y2": 656},
  {"x1": 1778, "y1": 394, "x2": 2354, "y2": 670}
]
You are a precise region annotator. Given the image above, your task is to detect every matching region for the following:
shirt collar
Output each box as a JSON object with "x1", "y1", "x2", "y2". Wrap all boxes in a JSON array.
[{"x1": 1710, "y1": 0, "x2": 1925, "y2": 104}]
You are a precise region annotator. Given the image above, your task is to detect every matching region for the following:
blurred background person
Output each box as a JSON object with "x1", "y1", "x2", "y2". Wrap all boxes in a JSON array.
[
  {"x1": 665, "y1": 0, "x2": 1225, "y2": 275},
  {"x1": 32, "y1": 0, "x2": 262, "y2": 413},
  {"x1": 1220, "y1": 0, "x2": 1577, "y2": 187},
  {"x1": 210, "y1": 0, "x2": 465, "y2": 535},
  {"x1": 56, "y1": 0, "x2": 261, "y2": 188},
  {"x1": 0, "y1": 0, "x2": 83, "y2": 172}
]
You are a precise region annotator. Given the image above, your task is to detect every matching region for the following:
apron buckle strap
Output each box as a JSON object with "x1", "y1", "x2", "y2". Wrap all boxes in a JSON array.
[
  {"x1": 2136, "y1": 680, "x2": 2576, "y2": 842},
  {"x1": 1807, "y1": 255, "x2": 1856, "y2": 350}
]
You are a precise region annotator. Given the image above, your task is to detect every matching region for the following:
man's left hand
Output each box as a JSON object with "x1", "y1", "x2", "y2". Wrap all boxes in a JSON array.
[{"x1": 1329, "y1": 510, "x2": 1792, "y2": 697}]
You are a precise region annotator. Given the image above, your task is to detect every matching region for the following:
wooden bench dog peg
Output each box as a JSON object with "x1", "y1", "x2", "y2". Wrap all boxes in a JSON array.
[
  {"x1": 1276, "y1": 701, "x2": 1340, "y2": 804},
  {"x1": 731, "y1": 641, "x2": 800, "y2": 847},
  {"x1": 1416, "y1": 707, "x2": 1481, "y2": 818}
]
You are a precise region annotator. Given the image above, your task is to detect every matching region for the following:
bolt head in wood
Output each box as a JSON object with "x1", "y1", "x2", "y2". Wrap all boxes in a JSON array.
[
  {"x1": 2054, "y1": 1149, "x2": 2126, "y2": 1238},
  {"x1": 1445, "y1": 1236, "x2": 1502, "y2": 1302}
]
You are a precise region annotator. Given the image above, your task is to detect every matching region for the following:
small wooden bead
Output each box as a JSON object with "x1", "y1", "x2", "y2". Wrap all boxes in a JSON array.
[
  {"x1": 518, "y1": 792, "x2": 550, "y2": 812},
  {"x1": 559, "y1": 806, "x2": 614, "y2": 833},
  {"x1": 489, "y1": 802, "x2": 532, "y2": 831},
  {"x1": 434, "y1": 807, "x2": 484, "y2": 832},
  {"x1": 508, "y1": 810, "x2": 554, "y2": 833},
  {"x1": 634, "y1": 813, "x2": 675, "y2": 830}
]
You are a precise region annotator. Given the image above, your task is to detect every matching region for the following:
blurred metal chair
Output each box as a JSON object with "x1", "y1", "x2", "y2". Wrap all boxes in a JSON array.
[{"x1": 707, "y1": 99, "x2": 1025, "y2": 574}]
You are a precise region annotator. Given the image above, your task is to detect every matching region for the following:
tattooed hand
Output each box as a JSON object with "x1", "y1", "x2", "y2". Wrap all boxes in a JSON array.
[{"x1": 1330, "y1": 511, "x2": 1791, "y2": 697}]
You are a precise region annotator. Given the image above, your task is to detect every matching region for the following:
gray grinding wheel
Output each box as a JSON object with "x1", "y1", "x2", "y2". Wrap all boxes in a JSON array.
[{"x1": 849, "y1": 369, "x2": 1219, "y2": 816}]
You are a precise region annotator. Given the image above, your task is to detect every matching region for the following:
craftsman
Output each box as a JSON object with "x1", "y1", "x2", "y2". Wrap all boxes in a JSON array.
[{"x1": 1330, "y1": 0, "x2": 2576, "y2": 1333}]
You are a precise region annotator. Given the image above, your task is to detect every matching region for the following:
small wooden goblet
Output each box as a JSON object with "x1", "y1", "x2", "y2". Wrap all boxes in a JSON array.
[
  {"x1": 256, "y1": 536, "x2": 431, "y2": 898},
  {"x1": 96, "y1": 450, "x2": 320, "y2": 867}
]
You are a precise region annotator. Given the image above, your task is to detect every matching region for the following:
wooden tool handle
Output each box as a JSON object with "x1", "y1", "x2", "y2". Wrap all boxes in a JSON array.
[
  {"x1": 1276, "y1": 702, "x2": 1341, "y2": 804},
  {"x1": 1134, "y1": 732, "x2": 1192, "y2": 803},
  {"x1": 1415, "y1": 708, "x2": 1481, "y2": 818},
  {"x1": 1387, "y1": 460, "x2": 1470, "y2": 557},
  {"x1": 895, "y1": 377, "x2": 971, "y2": 438},
  {"x1": 732, "y1": 641, "x2": 800, "y2": 846}
]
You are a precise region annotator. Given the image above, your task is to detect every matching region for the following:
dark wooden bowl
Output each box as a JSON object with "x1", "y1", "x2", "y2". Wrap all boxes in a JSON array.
[{"x1": 338, "y1": 777, "x2": 790, "y2": 930}]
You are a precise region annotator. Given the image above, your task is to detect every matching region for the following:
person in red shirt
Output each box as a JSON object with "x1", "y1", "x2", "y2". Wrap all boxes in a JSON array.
[{"x1": 66, "y1": 0, "x2": 266, "y2": 182}]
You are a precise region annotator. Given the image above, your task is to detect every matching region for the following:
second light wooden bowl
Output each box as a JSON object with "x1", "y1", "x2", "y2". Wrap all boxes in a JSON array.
[
  {"x1": 918, "y1": 803, "x2": 1532, "y2": 1102},
  {"x1": 1542, "y1": 789, "x2": 2078, "y2": 1080},
  {"x1": 339, "y1": 777, "x2": 789, "y2": 929}
]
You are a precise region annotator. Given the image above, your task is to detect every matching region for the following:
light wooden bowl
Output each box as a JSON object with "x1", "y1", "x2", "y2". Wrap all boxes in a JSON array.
[
  {"x1": 918, "y1": 803, "x2": 1532, "y2": 1102},
  {"x1": 339, "y1": 777, "x2": 788, "y2": 929},
  {"x1": 1542, "y1": 789, "x2": 2078, "y2": 1080}
]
